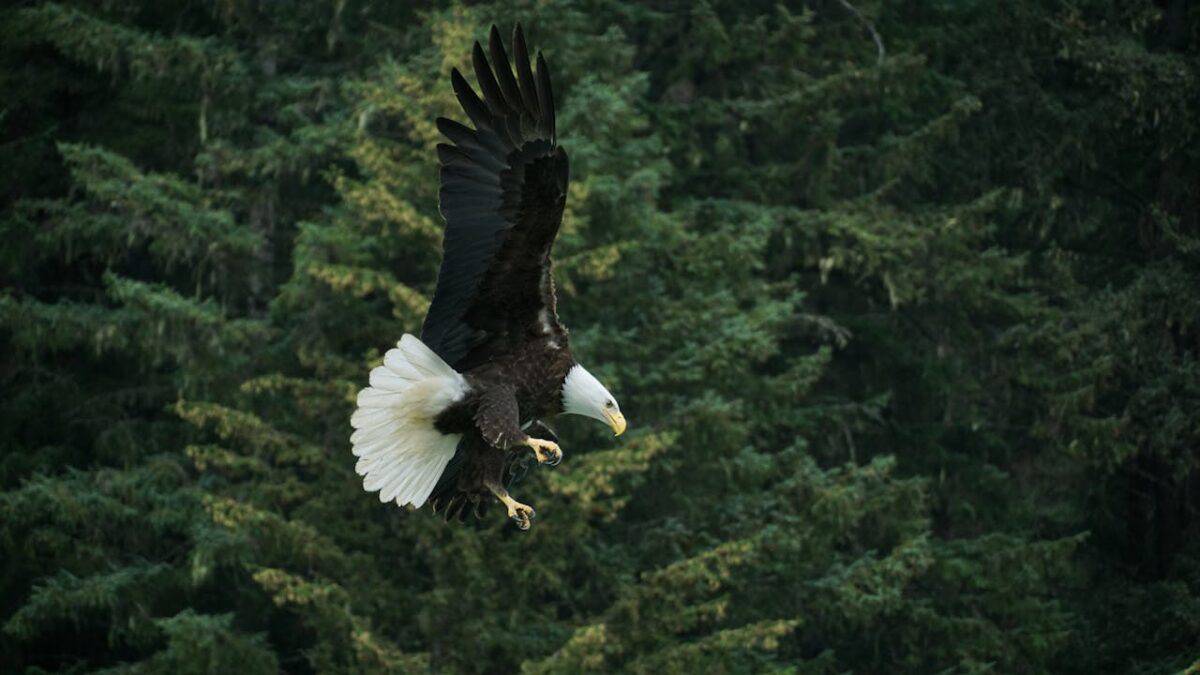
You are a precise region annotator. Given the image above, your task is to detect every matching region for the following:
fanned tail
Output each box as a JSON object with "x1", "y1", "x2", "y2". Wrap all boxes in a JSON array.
[{"x1": 350, "y1": 334, "x2": 469, "y2": 508}]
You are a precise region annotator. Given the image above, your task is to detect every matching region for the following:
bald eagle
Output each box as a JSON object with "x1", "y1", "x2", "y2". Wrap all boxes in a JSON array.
[{"x1": 350, "y1": 25, "x2": 625, "y2": 530}]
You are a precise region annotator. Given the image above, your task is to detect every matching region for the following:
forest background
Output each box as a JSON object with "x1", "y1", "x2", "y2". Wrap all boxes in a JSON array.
[{"x1": 2, "y1": 0, "x2": 1199, "y2": 672}]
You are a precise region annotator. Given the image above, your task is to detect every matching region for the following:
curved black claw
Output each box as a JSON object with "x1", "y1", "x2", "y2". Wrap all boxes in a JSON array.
[
  {"x1": 528, "y1": 438, "x2": 562, "y2": 467},
  {"x1": 511, "y1": 506, "x2": 535, "y2": 531}
]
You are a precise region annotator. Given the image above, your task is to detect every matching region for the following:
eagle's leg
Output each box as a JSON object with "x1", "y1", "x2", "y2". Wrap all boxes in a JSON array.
[
  {"x1": 476, "y1": 386, "x2": 563, "y2": 466},
  {"x1": 485, "y1": 479, "x2": 535, "y2": 530}
]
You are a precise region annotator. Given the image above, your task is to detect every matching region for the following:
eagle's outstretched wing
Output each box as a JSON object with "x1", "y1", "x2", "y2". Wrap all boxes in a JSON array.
[{"x1": 420, "y1": 24, "x2": 569, "y2": 372}]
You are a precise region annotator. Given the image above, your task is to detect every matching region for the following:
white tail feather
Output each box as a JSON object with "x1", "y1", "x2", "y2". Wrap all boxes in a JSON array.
[{"x1": 350, "y1": 334, "x2": 468, "y2": 509}]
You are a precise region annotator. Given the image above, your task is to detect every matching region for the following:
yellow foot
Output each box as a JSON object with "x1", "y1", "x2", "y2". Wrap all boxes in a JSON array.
[
  {"x1": 505, "y1": 499, "x2": 535, "y2": 530},
  {"x1": 487, "y1": 482, "x2": 536, "y2": 530},
  {"x1": 526, "y1": 437, "x2": 562, "y2": 466}
]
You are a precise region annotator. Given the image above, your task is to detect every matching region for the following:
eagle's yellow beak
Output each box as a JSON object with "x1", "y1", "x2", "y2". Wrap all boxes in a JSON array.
[{"x1": 605, "y1": 409, "x2": 627, "y2": 436}]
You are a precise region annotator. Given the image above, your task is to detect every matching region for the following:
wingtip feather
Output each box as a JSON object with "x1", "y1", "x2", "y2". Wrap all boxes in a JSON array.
[{"x1": 534, "y1": 51, "x2": 556, "y2": 140}]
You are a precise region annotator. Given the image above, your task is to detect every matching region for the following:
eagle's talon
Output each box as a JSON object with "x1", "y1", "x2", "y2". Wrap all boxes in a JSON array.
[
  {"x1": 526, "y1": 437, "x2": 562, "y2": 466},
  {"x1": 508, "y1": 502, "x2": 535, "y2": 530},
  {"x1": 487, "y1": 481, "x2": 536, "y2": 530}
]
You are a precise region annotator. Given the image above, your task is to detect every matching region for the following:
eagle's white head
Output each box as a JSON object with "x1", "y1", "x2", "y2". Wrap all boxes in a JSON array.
[{"x1": 561, "y1": 364, "x2": 626, "y2": 436}]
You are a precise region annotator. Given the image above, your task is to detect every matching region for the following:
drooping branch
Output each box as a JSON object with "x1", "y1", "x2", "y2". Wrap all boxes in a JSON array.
[{"x1": 835, "y1": 0, "x2": 885, "y2": 66}]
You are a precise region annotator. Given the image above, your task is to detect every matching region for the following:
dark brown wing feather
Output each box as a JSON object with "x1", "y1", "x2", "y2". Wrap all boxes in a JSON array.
[{"x1": 421, "y1": 24, "x2": 569, "y2": 372}]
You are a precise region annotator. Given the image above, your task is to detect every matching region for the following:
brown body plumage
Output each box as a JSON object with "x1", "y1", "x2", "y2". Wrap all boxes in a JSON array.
[{"x1": 428, "y1": 337, "x2": 575, "y2": 520}]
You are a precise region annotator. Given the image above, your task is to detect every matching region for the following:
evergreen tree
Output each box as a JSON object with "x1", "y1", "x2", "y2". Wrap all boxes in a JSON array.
[{"x1": 2, "y1": 0, "x2": 1198, "y2": 672}]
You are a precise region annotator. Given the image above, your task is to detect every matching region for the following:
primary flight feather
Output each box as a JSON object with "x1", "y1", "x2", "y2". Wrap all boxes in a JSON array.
[{"x1": 350, "y1": 24, "x2": 626, "y2": 530}]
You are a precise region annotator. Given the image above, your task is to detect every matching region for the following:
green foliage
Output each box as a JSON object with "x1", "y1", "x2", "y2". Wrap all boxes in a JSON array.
[{"x1": 2, "y1": 0, "x2": 1198, "y2": 672}]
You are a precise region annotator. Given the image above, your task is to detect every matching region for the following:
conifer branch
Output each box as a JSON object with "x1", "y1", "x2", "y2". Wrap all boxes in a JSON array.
[{"x1": 836, "y1": 0, "x2": 886, "y2": 65}]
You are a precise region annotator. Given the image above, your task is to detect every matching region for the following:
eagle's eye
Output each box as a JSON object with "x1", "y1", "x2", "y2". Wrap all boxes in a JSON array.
[{"x1": 605, "y1": 400, "x2": 614, "y2": 409}]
